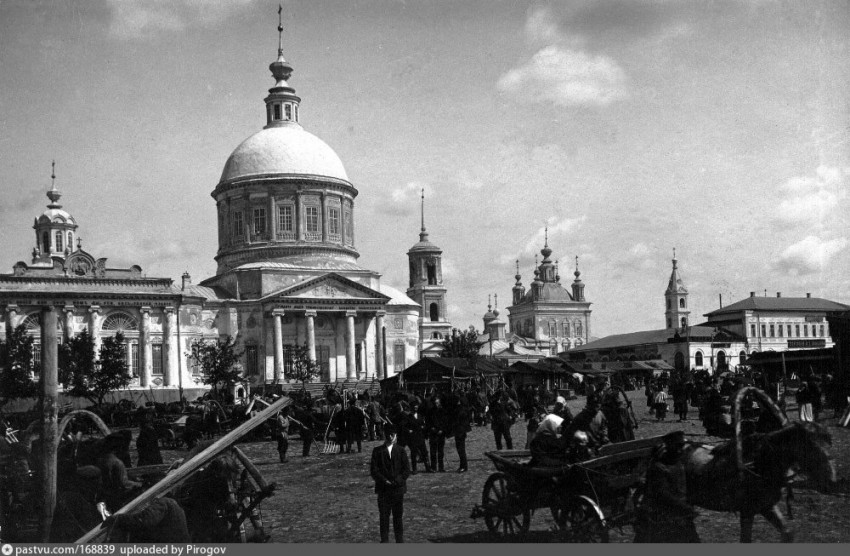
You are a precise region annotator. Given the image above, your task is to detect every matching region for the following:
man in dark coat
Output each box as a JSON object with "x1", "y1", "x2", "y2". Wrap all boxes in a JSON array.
[
  {"x1": 136, "y1": 422, "x2": 163, "y2": 466},
  {"x1": 426, "y1": 396, "x2": 449, "y2": 472},
  {"x1": 452, "y1": 396, "x2": 472, "y2": 473},
  {"x1": 370, "y1": 425, "x2": 411, "y2": 543},
  {"x1": 602, "y1": 392, "x2": 635, "y2": 443},
  {"x1": 105, "y1": 497, "x2": 190, "y2": 543},
  {"x1": 293, "y1": 405, "x2": 315, "y2": 457},
  {"x1": 344, "y1": 402, "x2": 366, "y2": 453},
  {"x1": 488, "y1": 392, "x2": 517, "y2": 450},
  {"x1": 634, "y1": 431, "x2": 700, "y2": 543},
  {"x1": 402, "y1": 404, "x2": 431, "y2": 473}
]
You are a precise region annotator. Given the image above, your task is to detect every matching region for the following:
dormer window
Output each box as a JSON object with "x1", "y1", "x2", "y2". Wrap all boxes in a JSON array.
[{"x1": 273, "y1": 104, "x2": 282, "y2": 120}]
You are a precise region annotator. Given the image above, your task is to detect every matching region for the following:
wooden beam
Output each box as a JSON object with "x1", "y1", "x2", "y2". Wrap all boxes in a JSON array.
[
  {"x1": 75, "y1": 395, "x2": 292, "y2": 543},
  {"x1": 232, "y1": 446, "x2": 273, "y2": 493}
]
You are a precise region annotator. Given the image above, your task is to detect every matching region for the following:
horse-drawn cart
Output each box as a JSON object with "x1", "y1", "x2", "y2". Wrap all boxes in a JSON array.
[{"x1": 471, "y1": 435, "x2": 667, "y2": 541}]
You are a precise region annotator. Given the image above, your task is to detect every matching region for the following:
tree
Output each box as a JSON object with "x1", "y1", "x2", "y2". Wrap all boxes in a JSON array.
[
  {"x1": 284, "y1": 343, "x2": 322, "y2": 389},
  {"x1": 188, "y1": 336, "x2": 244, "y2": 401},
  {"x1": 441, "y1": 326, "x2": 485, "y2": 362},
  {"x1": 0, "y1": 324, "x2": 39, "y2": 408},
  {"x1": 59, "y1": 330, "x2": 132, "y2": 406}
]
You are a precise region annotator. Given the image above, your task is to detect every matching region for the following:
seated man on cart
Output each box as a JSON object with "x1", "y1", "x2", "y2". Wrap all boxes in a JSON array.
[{"x1": 562, "y1": 394, "x2": 609, "y2": 451}]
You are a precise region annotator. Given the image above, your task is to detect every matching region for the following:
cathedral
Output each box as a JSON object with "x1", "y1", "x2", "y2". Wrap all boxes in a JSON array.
[
  {"x1": 506, "y1": 233, "x2": 592, "y2": 355},
  {"x1": 0, "y1": 30, "x2": 422, "y2": 397}
]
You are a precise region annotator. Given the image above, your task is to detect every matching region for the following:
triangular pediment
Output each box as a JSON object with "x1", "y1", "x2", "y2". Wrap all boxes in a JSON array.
[{"x1": 262, "y1": 273, "x2": 390, "y2": 302}]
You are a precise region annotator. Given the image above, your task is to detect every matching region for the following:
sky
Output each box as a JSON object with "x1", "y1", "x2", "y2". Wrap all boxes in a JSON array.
[{"x1": 1, "y1": 0, "x2": 848, "y2": 339}]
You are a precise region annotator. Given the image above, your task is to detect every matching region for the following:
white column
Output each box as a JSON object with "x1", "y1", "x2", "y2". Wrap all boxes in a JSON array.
[
  {"x1": 345, "y1": 310, "x2": 356, "y2": 380},
  {"x1": 63, "y1": 306, "x2": 75, "y2": 342},
  {"x1": 375, "y1": 312, "x2": 385, "y2": 380},
  {"x1": 305, "y1": 310, "x2": 317, "y2": 362},
  {"x1": 140, "y1": 307, "x2": 152, "y2": 388},
  {"x1": 87, "y1": 306, "x2": 102, "y2": 358},
  {"x1": 4, "y1": 305, "x2": 19, "y2": 341},
  {"x1": 164, "y1": 307, "x2": 177, "y2": 387},
  {"x1": 273, "y1": 309, "x2": 285, "y2": 382}
]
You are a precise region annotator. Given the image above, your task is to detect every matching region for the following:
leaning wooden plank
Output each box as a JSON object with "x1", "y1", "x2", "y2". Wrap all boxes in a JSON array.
[{"x1": 75, "y1": 395, "x2": 293, "y2": 544}]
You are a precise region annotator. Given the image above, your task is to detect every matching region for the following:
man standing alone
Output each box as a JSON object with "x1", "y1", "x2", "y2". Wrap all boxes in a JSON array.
[{"x1": 370, "y1": 424, "x2": 411, "y2": 543}]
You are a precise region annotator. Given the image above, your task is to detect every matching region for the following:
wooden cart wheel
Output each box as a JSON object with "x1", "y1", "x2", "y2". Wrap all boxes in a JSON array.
[
  {"x1": 482, "y1": 472, "x2": 531, "y2": 539},
  {"x1": 552, "y1": 496, "x2": 609, "y2": 543}
]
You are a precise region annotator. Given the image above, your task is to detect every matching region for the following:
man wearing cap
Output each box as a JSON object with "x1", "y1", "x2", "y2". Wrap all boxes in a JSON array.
[
  {"x1": 634, "y1": 430, "x2": 700, "y2": 543},
  {"x1": 370, "y1": 424, "x2": 411, "y2": 543}
]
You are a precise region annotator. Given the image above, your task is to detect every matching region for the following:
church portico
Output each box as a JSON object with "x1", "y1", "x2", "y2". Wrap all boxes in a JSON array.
[{"x1": 261, "y1": 303, "x2": 389, "y2": 383}]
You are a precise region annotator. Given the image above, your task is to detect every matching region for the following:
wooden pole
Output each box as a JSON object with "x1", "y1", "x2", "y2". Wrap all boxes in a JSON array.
[
  {"x1": 75, "y1": 395, "x2": 293, "y2": 544},
  {"x1": 40, "y1": 305, "x2": 59, "y2": 542}
]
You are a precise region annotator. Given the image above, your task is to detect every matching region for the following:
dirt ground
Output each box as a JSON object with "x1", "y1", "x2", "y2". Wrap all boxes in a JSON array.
[{"x1": 153, "y1": 394, "x2": 850, "y2": 544}]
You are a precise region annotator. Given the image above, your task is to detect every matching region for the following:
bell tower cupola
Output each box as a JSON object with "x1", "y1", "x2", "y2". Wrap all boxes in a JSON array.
[
  {"x1": 32, "y1": 161, "x2": 78, "y2": 263},
  {"x1": 264, "y1": 6, "x2": 301, "y2": 128},
  {"x1": 571, "y1": 256, "x2": 585, "y2": 302},
  {"x1": 665, "y1": 249, "x2": 690, "y2": 329},
  {"x1": 512, "y1": 260, "x2": 525, "y2": 305}
]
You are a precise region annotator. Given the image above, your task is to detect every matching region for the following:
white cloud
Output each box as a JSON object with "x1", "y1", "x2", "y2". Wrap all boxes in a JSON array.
[
  {"x1": 525, "y1": 6, "x2": 567, "y2": 47},
  {"x1": 621, "y1": 242, "x2": 657, "y2": 270},
  {"x1": 776, "y1": 235, "x2": 848, "y2": 275},
  {"x1": 106, "y1": 0, "x2": 256, "y2": 40},
  {"x1": 497, "y1": 45, "x2": 628, "y2": 107},
  {"x1": 381, "y1": 181, "x2": 435, "y2": 216},
  {"x1": 776, "y1": 190, "x2": 839, "y2": 224}
]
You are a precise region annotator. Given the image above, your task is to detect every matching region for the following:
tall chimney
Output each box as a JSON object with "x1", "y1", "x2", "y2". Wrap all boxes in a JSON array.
[
  {"x1": 182, "y1": 272, "x2": 191, "y2": 290},
  {"x1": 806, "y1": 293, "x2": 811, "y2": 298},
  {"x1": 750, "y1": 292, "x2": 755, "y2": 297},
  {"x1": 776, "y1": 292, "x2": 781, "y2": 298}
]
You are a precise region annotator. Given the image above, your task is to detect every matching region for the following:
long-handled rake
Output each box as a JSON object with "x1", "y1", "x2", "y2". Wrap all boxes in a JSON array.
[{"x1": 320, "y1": 406, "x2": 340, "y2": 454}]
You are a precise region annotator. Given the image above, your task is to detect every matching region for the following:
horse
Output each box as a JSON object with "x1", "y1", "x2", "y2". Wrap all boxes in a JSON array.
[{"x1": 683, "y1": 420, "x2": 837, "y2": 542}]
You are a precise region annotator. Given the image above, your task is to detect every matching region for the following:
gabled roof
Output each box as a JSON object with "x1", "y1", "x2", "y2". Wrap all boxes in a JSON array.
[
  {"x1": 379, "y1": 357, "x2": 506, "y2": 385},
  {"x1": 258, "y1": 272, "x2": 390, "y2": 303},
  {"x1": 705, "y1": 295, "x2": 850, "y2": 317},
  {"x1": 508, "y1": 360, "x2": 570, "y2": 374},
  {"x1": 378, "y1": 283, "x2": 419, "y2": 307},
  {"x1": 174, "y1": 285, "x2": 225, "y2": 301},
  {"x1": 564, "y1": 325, "x2": 742, "y2": 353},
  {"x1": 478, "y1": 339, "x2": 544, "y2": 357}
]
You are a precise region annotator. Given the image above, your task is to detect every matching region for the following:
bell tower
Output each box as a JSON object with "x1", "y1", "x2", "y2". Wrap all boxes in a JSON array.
[
  {"x1": 407, "y1": 189, "x2": 452, "y2": 356},
  {"x1": 665, "y1": 249, "x2": 690, "y2": 329},
  {"x1": 32, "y1": 161, "x2": 78, "y2": 264}
]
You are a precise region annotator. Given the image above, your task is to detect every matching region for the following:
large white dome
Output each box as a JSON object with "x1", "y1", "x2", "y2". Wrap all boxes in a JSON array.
[{"x1": 219, "y1": 124, "x2": 349, "y2": 184}]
